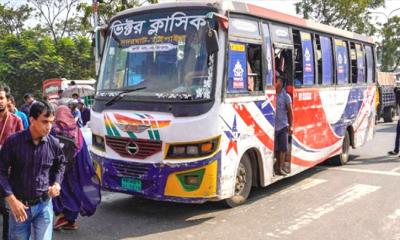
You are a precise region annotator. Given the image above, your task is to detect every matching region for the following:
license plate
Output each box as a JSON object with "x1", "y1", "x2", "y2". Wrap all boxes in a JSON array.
[{"x1": 121, "y1": 177, "x2": 142, "y2": 192}]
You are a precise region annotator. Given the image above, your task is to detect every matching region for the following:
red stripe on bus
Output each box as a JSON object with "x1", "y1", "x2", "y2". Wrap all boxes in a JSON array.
[
  {"x1": 292, "y1": 146, "x2": 342, "y2": 167},
  {"x1": 233, "y1": 103, "x2": 274, "y2": 149}
]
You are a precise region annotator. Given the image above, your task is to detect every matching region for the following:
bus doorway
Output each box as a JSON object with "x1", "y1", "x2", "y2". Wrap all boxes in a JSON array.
[{"x1": 273, "y1": 46, "x2": 294, "y2": 176}]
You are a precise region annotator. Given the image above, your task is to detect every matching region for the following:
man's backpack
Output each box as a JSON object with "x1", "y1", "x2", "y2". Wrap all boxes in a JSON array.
[{"x1": 56, "y1": 134, "x2": 77, "y2": 170}]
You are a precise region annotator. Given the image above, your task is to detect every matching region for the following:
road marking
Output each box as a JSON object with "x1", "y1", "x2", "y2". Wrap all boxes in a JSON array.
[
  {"x1": 101, "y1": 192, "x2": 129, "y2": 203},
  {"x1": 275, "y1": 178, "x2": 327, "y2": 196},
  {"x1": 267, "y1": 184, "x2": 380, "y2": 237},
  {"x1": 390, "y1": 166, "x2": 400, "y2": 172},
  {"x1": 382, "y1": 209, "x2": 400, "y2": 231},
  {"x1": 318, "y1": 166, "x2": 400, "y2": 177}
]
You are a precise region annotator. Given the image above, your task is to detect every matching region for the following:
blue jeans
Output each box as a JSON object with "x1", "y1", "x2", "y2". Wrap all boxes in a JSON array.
[
  {"x1": 395, "y1": 120, "x2": 400, "y2": 152},
  {"x1": 8, "y1": 200, "x2": 53, "y2": 240}
]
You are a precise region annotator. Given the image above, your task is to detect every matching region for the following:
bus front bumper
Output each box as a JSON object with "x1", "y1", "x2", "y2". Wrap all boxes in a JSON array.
[{"x1": 92, "y1": 152, "x2": 221, "y2": 203}]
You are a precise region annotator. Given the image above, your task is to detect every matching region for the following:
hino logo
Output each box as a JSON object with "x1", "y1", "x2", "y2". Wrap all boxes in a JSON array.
[
  {"x1": 126, "y1": 141, "x2": 139, "y2": 155},
  {"x1": 117, "y1": 123, "x2": 150, "y2": 133}
]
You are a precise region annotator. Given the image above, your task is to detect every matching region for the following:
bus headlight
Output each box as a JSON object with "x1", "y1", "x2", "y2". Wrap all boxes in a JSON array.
[
  {"x1": 166, "y1": 136, "x2": 220, "y2": 159},
  {"x1": 92, "y1": 134, "x2": 105, "y2": 151}
]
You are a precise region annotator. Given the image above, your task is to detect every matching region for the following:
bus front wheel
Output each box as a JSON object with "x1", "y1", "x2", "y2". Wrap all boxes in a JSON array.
[{"x1": 225, "y1": 153, "x2": 253, "y2": 208}]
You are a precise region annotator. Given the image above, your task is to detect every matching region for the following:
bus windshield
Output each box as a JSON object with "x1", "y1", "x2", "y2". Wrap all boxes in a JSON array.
[{"x1": 98, "y1": 9, "x2": 216, "y2": 101}]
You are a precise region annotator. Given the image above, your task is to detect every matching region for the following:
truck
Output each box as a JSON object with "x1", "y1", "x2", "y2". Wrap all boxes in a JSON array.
[{"x1": 376, "y1": 72, "x2": 397, "y2": 122}]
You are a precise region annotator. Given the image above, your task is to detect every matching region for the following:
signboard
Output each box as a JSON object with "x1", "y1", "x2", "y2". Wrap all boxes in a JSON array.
[
  {"x1": 301, "y1": 32, "x2": 314, "y2": 85},
  {"x1": 228, "y1": 42, "x2": 247, "y2": 93},
  {"x1": 320, "y1": 36, "x2": 333, "y2": 85},
  {"x1": 335, "y1": 40, "x2": 349, "y2": 84}
]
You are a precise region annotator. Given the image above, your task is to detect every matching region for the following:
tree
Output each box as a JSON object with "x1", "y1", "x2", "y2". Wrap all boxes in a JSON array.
[
  {"x1": 379, "y1": 16, "x2": 400, "y2": 72},
  {"x1": 78, "y1": 0, "x2": 159, "y2": 30},
  {"x1": 28, "y1": 0, "x2": 80, "y2": 43},
  {"x1": 0, "y1": 4, "x2": 33, "y2": 36},
  {"x1": 295, "y1": 0, "x2": 384, "y2": 35}
]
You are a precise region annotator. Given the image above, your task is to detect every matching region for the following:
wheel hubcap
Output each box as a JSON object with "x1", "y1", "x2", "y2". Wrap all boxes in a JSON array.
[{"x1": 235, "y1": 163, "x2": 247, "y2": 195}]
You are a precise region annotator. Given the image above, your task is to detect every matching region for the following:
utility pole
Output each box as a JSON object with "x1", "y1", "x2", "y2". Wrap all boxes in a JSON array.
[{"x1": 93, "y1": 0, "x2": 101, "y2": 76}]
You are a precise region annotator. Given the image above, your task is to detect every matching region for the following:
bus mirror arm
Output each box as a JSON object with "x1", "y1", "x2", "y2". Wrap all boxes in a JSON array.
[
  {"x1": 205, "y1": 12, "x2": 220, "y2": 54},
  {"x1": 206, "y1": 29, "x2": 219, "y2": 54}
]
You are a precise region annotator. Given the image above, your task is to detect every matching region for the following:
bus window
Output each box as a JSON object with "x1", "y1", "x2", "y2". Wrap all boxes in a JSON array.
[
  {"x1": 227, "y1": 42, "x2": 262, "y2": 93},
  {"x1": 293, "y1": 30, "x2": 303, "y2": 86},
  {"x1": 292, "y1": 30, "x2": 314, "y2": 86},
  {"x1": 356, "y1": 44, "x2": 366, "y2": 83},
  {"x1": 262, "y1": 23, "x2": 273, "y2": 86},
  {"x1": 335, "y1": 39, "x2": 350, "y2": 84},
  {"x1": 229, "y1": 18, "x2": 261, "y2": 39},
  {"x1": 316, "y1": 35, "x2": 334, "y2": 85},
  {"x1": 365, "y1": 45, "x2": 374, "y2": 83},
  {"x1": 350, "y1": 42, "x2": 357, "y2": 83},
  {"x1": 247, "y1": 44, "x2": 262, "y2": 91}
]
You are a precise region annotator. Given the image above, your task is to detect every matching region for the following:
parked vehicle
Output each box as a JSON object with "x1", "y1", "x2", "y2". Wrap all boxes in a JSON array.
[{"x1": 376, "y1": 72, "x2": 397, "y2": 122}]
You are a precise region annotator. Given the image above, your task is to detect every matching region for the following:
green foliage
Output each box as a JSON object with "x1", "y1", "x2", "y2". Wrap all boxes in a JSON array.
[
  {"x1": 0, "y1": 4, "x2": 33, "y2": 36},
  {"x1": 295, "y1": 0, "x2": 384, "y2": 35},
  {"x1": 0, "y1": 29, "x2": 95, "y2": 105},
  {"x1": 78, "y1": 0, "x2": 159, "y2": 29},
  {"x1": 379, "y1": 16, "x2": 400, "y2": 72}
]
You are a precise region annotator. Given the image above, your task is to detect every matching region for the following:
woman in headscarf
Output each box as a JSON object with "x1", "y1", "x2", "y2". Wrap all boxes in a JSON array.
[{"x1": 52, "y1": 105, "x2": 101, "y2": 230}]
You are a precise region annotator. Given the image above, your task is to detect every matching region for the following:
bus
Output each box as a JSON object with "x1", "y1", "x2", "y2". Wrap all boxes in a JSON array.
[
  {"x1": 42, "y1": 78, "x2": 96, "y2": 100},
  {"x1": 90, "y1": 0, "x2": 376, "y2": 207}
]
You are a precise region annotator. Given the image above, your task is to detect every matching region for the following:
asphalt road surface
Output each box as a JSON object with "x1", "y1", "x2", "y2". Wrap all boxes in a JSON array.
[{"x1": 2, "y1": 120, "x2": 399, "y2": 240}]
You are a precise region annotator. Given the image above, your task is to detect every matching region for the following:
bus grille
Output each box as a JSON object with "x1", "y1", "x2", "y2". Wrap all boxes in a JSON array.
[
  {"x1": 105, "y1": 136, "x2": 162, "y2": 159},
  {"x1": 110, "y1": 160, "x2": 150, "y2": 178}
]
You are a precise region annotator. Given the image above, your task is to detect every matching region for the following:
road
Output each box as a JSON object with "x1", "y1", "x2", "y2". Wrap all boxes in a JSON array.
[{"x1": 3, "y1": 121, "x2": 399, "y2": 240}]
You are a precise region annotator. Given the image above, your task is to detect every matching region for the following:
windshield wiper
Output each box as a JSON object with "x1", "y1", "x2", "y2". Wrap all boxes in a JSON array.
[{"x1": 105, "y1": 87, "x2": 147, "y2": 106}]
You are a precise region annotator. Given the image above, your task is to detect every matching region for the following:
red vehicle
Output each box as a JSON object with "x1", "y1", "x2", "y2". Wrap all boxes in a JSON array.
[{"x1": 42, "y1": 78, "x2": 96, "y2": 100}]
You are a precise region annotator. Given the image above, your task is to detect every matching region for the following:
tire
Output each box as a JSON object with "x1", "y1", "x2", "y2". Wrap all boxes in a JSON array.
[
  {"x1": 332, "y1": 131, "x2": 350, "y2": 165},
  {"x1": 225, "y1": 153, "x2": 253, "y2": 208},
  {"x1": 383, "y1": 107, "x2": 394, "y2": 122}
]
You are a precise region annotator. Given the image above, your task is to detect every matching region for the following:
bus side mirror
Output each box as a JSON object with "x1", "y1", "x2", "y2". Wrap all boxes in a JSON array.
[
  {"x1": 99, "y1": 25, "x2": 108, "y2": 57},
  {"x1": 206, "y1": 29, "x2": 219, "y2": 54}
]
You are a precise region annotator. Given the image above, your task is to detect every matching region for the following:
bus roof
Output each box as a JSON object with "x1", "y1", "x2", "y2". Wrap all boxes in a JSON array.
[{"x1": 111, "y1": 0, "x2": 374, "y2": 44}]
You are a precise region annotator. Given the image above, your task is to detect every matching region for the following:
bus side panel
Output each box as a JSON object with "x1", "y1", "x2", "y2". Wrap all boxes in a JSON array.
[
  {"x1": 351, "y1": 85, "x2": 376, "y2": 147},
  {"x1": 291, "y1": 87, "x2": 343, "y2": 172},
  {"x1": 291, "y1": 85, "x2": 376, "y2": 171},
  {"x1": 219, "y1": 92, "x2": 276, "y2": 197}
]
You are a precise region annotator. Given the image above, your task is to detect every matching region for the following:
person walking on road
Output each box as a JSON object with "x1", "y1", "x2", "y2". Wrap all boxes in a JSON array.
[
  {"x1": 52, "y1": 106, "x2": 100, "y2": 231},
  {"x1": 7, "y1": 95, "x2": 29, "y2": 130},
  {"x1": 0, "y1": 101, "x2": 66, "y2": 240},
  {"x1": 0, "y1": 86, "x2": 24, "y2": 240},
  {"x1": 20, "y1": 93, "x2": 35, "y2": 117}
]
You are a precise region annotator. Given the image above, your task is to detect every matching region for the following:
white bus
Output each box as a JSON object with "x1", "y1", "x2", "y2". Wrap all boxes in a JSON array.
[{"x1": 90, "y1": 0, "x2": 376, "y2": 207}]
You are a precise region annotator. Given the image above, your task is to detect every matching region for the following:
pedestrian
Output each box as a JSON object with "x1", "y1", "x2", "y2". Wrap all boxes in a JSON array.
[
  {"x1": 274, "y1": 73, "x2": 293, "y2": 176},
  {"x1": 20, "y1": 93, "x2": 35, "y2": 116},
  {"x1": 71, "y1": 93, "x2": 79, "y2": 100},
  {"x1": 52, "y1": 106, "x2": 101, "y2": 231},
  {"x1": 77, "y1": 99, "x2": 90, "y2": 127},
  {"x1": 68, "y1": 99, "x2": 83, "y2": 128},
  {"x1": 0, "y1": 100, "x2": 66, "y2": 240},
  {"x1": 7, "y1": 94, "x2": 29, "y2": 130},
  {"x1": 388, "y1": 87, "x2": 400, "y2": 155},
  {"x1": 0, "y1": 86, "x2": 24, "y2": 240}
]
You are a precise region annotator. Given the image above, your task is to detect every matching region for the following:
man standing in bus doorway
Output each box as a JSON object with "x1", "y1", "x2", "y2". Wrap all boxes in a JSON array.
[
  {"x1": 274, "y1": 73, "x2": 293, "y2": 176},
  {"x1": 0, "y1": 86, "x2": 24, "y2": 240}
]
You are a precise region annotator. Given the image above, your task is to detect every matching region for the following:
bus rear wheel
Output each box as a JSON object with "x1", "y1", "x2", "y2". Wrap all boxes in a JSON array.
[
  {"x1": 383, "y1": 106, "x2": 394, "y2": 122},
  {"x1": 332, "y1": 131, "x2": 350, "y2": 165},
  {"x1": 225, "y1": 153, "x2": 253, "y2": 208}
]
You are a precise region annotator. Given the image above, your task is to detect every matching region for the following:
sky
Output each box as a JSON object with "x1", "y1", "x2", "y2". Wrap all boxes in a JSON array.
[{"x1": 2, "y1": 0, "x2": 400, "y2": 27}]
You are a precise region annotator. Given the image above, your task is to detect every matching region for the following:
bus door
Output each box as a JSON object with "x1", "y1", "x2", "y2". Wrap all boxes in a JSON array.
[{"x1": 269, "y1": 23, "x2": 295, "y2": 176}]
